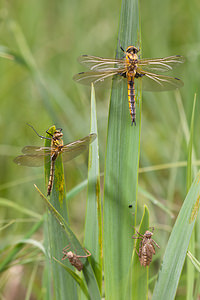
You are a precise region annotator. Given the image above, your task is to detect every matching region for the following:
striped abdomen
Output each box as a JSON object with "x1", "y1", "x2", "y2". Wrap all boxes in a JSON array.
[
  {"x1": 127, "y1": 76, "x2": 136, "y2": 126},
  {"x1": 47, "y1": 153, "x2": 57, "y2": 196},
  {"x1": 139, "y1": 243, "x2": 155, "y2": 267}
]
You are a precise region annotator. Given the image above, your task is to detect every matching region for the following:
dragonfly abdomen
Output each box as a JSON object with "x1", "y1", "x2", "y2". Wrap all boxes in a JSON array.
[
  {"x1": 127, "y1": 76, "x2": 136, "y2": 126},
  {"x1": 47, "y1": 154, "x2": 57, "y2": 196}
]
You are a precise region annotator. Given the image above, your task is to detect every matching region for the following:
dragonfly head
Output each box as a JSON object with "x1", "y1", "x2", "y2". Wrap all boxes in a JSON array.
[
  {"x1": 144, "y1": 231, "x2": 153, "y2": 239},
  {"x1": 126, "y1": 46, "x2": 139, "y2": 54}
]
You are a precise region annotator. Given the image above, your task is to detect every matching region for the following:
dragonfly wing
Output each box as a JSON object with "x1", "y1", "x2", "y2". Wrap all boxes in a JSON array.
[
  {"x1": 138, "y1": 71, "x2": 184, "y2": 91},
  {"x1": 22, "y1": 146, "x2": 52, "y2": 155},
  {"x1": 73, "y1": 70, "x2": 124, "y2": 87},
  {"x1": 138, "y1": 55, "x2": 185, "y2": 73},
  {"x1": 61, "y1": 133, "x2": 97, "y2": 163},
  {"x1": 14, "y1": 154, "x2": 50, "y2": 167},
  {"x1": 77, "y1": 55, "x2": 125, "y2": 71}
]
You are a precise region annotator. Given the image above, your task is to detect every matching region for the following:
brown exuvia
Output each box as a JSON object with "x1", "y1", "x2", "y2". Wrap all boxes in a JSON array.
[
  {"x1": 62, "y1": 245, "x2": 91, "y2": 271},
  {"x1": 132, "y1": 228, "x2": 160, "y2": 267}
]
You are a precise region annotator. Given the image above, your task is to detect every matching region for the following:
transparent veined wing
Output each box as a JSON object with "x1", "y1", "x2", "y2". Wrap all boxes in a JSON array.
[
  {"x1": 77, "y1": 55, "x2": 125, "y2": 71},
  {"x1": 73, "y1": 70, "x2": 124, "y2": 87},
  {"x1": 138, "y1": 71, "x2": 184, "y2": 92},
  {"x1": 138, "y1": 55, "x2": 185, "y2": 73},
  {"x1": 14, "y1": 134, "x2": 97, "y2": 166},
  {"x1": 14, "y1": 154, "x2": 51, "y2": 167},
  {"x1": 22, "y1": 146, "x2": 52, "y2": 155},
  {"x1": 61, "y1": 133, "x2": 97, "y2": 162},
  {"x1": 14, "y1": 146, "x2": 53, "y2": 167}
]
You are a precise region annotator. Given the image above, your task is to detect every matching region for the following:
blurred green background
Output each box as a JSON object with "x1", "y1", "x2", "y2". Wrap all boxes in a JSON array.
[{"x1": 0, "y1": 0, "x2": 200, "y2": 298}]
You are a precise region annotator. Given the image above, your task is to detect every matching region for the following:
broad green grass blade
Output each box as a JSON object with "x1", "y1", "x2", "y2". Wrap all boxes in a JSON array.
[
  {"x1": 35, "y1": 185, "x2": 101, "y2": 300},
  {"x1": 186, "y1": 94, "x2": 196, "y2": 300},
  {"x1": 43, "y1": 126, "x2": 78, "y2": 300},
  {"x1": 127, "y1": 205, "x2": 149, "y2": 300},
  {"x1": 83, "y1": 84, "x2": 102, "y2": 292},
  {"x1": 103, "y1": 0, "x2": 141, "y2": 298},
  {"x1": 152, "y1": 172, "x2": 200, "y2": 300}
]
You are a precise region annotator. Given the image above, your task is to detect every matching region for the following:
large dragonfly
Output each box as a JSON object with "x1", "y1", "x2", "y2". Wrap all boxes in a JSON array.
[
  {"x1": 73, "y1": 46, "x2": 184, "y2": 125},
  {"x1": 14, "y1": 125, "x2": 96, "y2": 196}
]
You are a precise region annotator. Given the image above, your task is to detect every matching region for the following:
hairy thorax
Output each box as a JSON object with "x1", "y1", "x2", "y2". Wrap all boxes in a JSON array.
[{"x1": 125, "y1": 52, "x2": 138, "y2": 76}]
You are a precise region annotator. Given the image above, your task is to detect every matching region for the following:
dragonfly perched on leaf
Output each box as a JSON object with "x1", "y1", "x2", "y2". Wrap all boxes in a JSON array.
[
  {"x1": 14, "y1": 125, "x2": 96, "y2": 196},
  {"x1": 73, "y1": 46, "x2": 184, "y2": 125}
]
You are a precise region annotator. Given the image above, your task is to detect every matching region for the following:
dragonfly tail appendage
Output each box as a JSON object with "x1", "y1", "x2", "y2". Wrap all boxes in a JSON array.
[
  {"x1": 47, "y1": 158, "x2": 55, "y2": 196},
  {"x1": 127, "y1": 77, "x2": 136, "y2": 126}
]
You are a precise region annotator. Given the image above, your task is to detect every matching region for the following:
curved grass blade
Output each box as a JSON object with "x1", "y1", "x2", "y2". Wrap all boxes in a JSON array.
[
  {"x1": 103, "y1": 0, "x2": 141, "y2": 298},
  {"x1": 152, "y1": 172, "x2": 200, "y2": 300},
  {"x1": 138, "y1": 186, "x2": 174, "y2": 218},
  {"x1": 0, "y1": 217, "x2": 44, "y2": 272},
  {"x1": 35, "y1": 185, "x2": 101, "y2": 300},
  {"x1": 0, "y1": 45, "x2": 26, "y2": 66},
  {"x1": 67, "y1": 179, "x2": 88, "y2": 200},
  {"x1": 0, "y1": 198, "x2": 41, "y2": 219},
  {"x1": 83, "y1": 84, "x2": 102, "y2": 293}
]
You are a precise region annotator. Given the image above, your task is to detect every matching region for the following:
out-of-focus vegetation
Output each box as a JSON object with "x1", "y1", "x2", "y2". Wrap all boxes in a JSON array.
[{"x1": 0, "y1": 0, "x2": 200, "y2": 299}]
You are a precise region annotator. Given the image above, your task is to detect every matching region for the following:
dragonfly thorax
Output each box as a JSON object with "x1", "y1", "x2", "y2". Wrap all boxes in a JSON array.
[
  {"x1": 52, "y1": 130, "x2": 64, "y2": 147},
  {"x1": 53, "y1": 130, "x2": 63, "y2": 140},
  {"x1": 125, "y1": 57, "x2": 138, "y2": 76},
  {"x1": 125, "y1": 48, "x2": 139, "y2": 76}
]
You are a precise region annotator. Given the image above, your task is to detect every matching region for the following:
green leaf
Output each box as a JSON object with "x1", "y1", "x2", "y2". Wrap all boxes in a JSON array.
[
  {"x1": 83, "y1": 84, "x2": 102, "y2": 293},
  {"x1": 103, "y1": 0, "x2": 141, "y2": 298},
  {"x1": 186, "y1": 94, "x2": 196, "y2": 300},
  {"x1": 43, "y1": 126, "x2": 78, "y2": 300},
  {"x1": 35, "y1": 185, "x2": 101, "y2": 300},
  {"x1": 152, "y1": 172, "x2": 200, "y2": 300}
]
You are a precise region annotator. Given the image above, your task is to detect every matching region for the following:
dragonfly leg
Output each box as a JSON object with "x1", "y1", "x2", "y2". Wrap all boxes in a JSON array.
[
  {"x1": 133, "y1": 228, "x2": 144, "y2": 238},
  {"x1": 62, "y1": 244, "x2": 71, "y2": 253}
]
